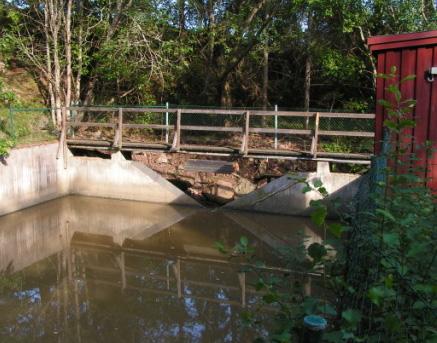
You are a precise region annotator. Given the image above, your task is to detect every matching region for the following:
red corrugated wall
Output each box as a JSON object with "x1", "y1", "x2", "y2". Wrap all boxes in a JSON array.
[{"x1": 368, "y1": 31, "x2": 437, "y2": 191}]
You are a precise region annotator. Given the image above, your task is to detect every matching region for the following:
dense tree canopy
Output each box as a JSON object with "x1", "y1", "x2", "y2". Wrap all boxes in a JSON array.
[{"x1": 0, "y1": 0, "x2": 436, "y2": 125}]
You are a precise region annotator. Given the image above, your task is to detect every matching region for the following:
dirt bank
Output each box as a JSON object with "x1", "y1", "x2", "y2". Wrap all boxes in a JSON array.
[{"x1": 132, "y1": 151, "x2": 316, "y2": 206}]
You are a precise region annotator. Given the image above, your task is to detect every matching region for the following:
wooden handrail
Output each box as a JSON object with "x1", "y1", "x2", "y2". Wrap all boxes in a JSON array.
[{"x1": 64, "y1": 106, "x2": 375, "y2": 161}]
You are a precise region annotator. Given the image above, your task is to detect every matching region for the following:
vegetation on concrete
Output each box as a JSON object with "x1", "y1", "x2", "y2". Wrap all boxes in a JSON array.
[{"x1": 217, "y1": 71, "x2": 437, "y2": 342}]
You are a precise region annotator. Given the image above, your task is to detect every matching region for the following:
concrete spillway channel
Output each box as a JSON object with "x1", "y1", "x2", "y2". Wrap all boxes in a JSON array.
[{"x1": 0, "y1": 142, "x2": 363, "y2": 217}]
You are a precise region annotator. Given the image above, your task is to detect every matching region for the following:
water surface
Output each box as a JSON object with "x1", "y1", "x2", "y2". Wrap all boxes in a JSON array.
[{"x1": 0, "y1": 196, "x2": 322, "y2": 342}]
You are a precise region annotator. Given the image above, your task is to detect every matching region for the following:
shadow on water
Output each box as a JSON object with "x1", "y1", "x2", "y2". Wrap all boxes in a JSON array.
[{"x1": 0, "y1": 196, "x2": 324, "y2": 342}]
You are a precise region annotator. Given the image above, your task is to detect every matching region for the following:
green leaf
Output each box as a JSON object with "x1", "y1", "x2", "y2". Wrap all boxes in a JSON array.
[
  {"x1": 263, "y1": 292, "x2": 279, "y2": 304},
  {"x1": 313, "y1": 179, "x2": 323, "y2": 188},
  {"x1": 377, "y1": 99, "x2": 392, "y2": 108},
  {"x1": 240, "y1": 236, "x2": 248, "y2": 247},
  {"x1": 401, "y1": 74, "x2": 416, "y2": 82},
  {"x1": 302, "y1": 184, "x2": 312, "y2": 193},
  {"x1": 318, "y1": 303, "x2": 337, "y2": 316},
  {"x1": 375, "y1": 208, "x2": 396, "y2": 222},
  {"x1": 311, "y1": 205, "x2": 328, "y2": 226},
  {"x1": 303, "y1": 297, "x2": 318, "y2": 315},
  {"x1": 384, "y1": 313, "x2": 401, "y2": 332},
  {"x1": 307, "y1": 243, "x2": 327, "y2": 262},
  {"x1": 342, "y1": 309, "x2": 362, "y2": 326},
  {"x1": 383, "y1": 232, "x2": 400, "y2": 247},
  {"x1": 214, "y1": 241, "x2": 227, "y2": 254},
  {"x1": 271, "y1": 331, "x2": 292, "y2": 342},
  {"x1": 368, "y1": 286, "x2": 395, "y2": 306},
  {"x1": 328, "y1": 223, "x2": 344, "y2": 238}
]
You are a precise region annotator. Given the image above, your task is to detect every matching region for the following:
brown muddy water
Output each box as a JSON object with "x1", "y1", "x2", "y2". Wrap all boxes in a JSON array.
[{"x1": 0, "y1": 196, "x2": 323, "y2": 342}]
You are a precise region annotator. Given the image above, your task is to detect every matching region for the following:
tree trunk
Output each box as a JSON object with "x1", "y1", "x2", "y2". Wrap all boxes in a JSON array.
[
  {"x1": 65, "y1": 0, "x2": 73, "y2": 116},
  {"x1": 178, "y1": 0, "x2": 185, "y2": 35},
  {"x1": 44, "y1": 4, "x2": 56, "y2": 127},
  {"x1": 304, "y1": 10, "x2": 313, "y2": 128},
  {"x1": 220, "y1": 77, "x2": 232, "y2": 108},
  {"x1": 262, "y1": 43, "x2": 269, "y2": 110}
]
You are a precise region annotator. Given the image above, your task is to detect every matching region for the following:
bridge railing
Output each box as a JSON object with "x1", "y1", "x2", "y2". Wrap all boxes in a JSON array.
[{"x1": 62, "y1": 106, "x2": 375, "y2": 162}]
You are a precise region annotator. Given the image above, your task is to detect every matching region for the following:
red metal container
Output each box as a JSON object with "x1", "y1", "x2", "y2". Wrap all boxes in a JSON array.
[{"x1": 368, "y1": 31, "x2": 437, "y2": 191}]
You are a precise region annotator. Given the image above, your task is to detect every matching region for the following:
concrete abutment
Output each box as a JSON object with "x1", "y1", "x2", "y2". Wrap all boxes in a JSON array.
[{"x1": 0, "y1": 142, "x2": 363, "y2": 216}]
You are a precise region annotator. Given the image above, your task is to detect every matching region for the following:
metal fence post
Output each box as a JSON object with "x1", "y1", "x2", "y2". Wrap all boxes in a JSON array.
[
  {"x1": 8, "y1": 106, "x2": 16, "y2": 139},
  {"x1": 274, "y1": 104, "x2": 278, "y2": 150},
  {"x1": 165, "y1": 102, "x2": 169, "y2": 144}
]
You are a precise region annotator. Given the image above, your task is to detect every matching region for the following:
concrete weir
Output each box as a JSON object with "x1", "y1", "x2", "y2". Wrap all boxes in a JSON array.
[
  {"x1": 226, "y1": 161, "x2": 362, "y2": 216},
  {"x1": 0, "y1": 142, "x2": 200, "y2": 216},
  {"x1": 0, "y1": 142, "x2": 363, "y2": 217}
]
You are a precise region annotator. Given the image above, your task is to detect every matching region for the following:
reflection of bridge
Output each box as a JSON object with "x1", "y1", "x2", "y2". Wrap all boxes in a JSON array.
[
  {"x1": 62, "y1": 106, "x2": 375, "y2": 163},
  {"x1": 0, "y1": 197, "x2": 324, "y2": 341}
]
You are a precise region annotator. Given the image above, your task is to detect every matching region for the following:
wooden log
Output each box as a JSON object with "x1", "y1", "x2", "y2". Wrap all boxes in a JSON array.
[{"x1": 311, "y1": 112, "x2": 320, "y2": 157}]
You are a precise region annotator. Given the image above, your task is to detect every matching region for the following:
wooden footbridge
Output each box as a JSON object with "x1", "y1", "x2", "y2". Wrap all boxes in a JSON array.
[{"x1": 61, "y1": 106, "x2": 375, "y2": 164}]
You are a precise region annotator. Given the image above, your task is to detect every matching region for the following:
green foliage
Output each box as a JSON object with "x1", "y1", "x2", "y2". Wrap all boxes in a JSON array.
[{"x1": 216, "y1": 70, "x2": 437, "y2": 342}]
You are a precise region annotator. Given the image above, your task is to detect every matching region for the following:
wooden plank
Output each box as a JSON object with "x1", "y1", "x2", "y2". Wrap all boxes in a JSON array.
[
  {"x1": 375, "y1": 52, "x2": 386, "y2": 153},
  {"x1": 399, "y1": 48, "x2": 417, "y2": 172},
  {"x1": 428, "y1": 46, "x2": 437, "y2": 192},
  {"x1": 181, "y1": 125, "x2": 242, "y2": 132},
  {"x1": 180, "y1": 109, "x2": 244, "y2": 115},
  {"x1": 181, "y1": 145, "x2": 239, "y2": 153},
  {"x1": 413, "y1": 47, "x2": 433, "y2": 176},
  {"x1": 318, "y1": 112, "x2": 375, "y2": 119},
  {"x1": 67, "y1": 139, "x2": 112, "y2": 146},
  {"x1": 251, "y1": 111, "x2": 375, "y2": 118},
  {"x1": 123, "y1": 123, "x2": 172, "y2": 130},
  {"x1": 67, "y1": 122, "x2": 116, "y2": 128},
  {"x1": 69, "y1": 107, "x2": 173, "y2": 113},
  {"x1": 318, "y1": 130, "x2": 375, "y2": 137},
  {"x1": 184, "y1": 159, "x2": 235, "y2": 174},
  {"x1": 249, "y1": 127, "x2": 311, "y2": 135},
  {"x1": 316, "y1": 151, "x2": 372, "y2": 159},
  {"x1": 250, "y1": 111, "x2": 314, "y2": 117},
  {"x1": 311, "y1": 112, "x2": 320, "y2": 157},
  {"x1": 122, "y1": 142, "x2": 171, "y2": 149},
  {"x1": 248, "y1": 148, "x2": 304, "y2": 156}
]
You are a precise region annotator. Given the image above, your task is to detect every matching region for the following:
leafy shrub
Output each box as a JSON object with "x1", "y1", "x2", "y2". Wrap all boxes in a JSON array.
[{"x1": 216, "y1": 68, "x2": 437, "y2": 342}]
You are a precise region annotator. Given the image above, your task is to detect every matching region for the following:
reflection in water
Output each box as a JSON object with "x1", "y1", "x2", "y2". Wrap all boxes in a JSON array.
[{"x1": 0, "y1": 196, "x2": 323, "y2": 342}]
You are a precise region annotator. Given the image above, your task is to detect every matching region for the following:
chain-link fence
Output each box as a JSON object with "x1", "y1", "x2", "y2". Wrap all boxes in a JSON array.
[{"x1": 0, "y1": 107, "x2": 56, "y2": 145}]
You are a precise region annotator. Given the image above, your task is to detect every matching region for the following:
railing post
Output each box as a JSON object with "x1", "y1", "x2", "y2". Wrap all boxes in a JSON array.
[
  {"x1": 240, "y1": 110, "x2": 250, "y2": 156},
  {"x1": 165, "y1": 102, "x2": 169, "y2": 144},
  {"x1": 274, "y1": 104, "x2": 278, "y2": 150},
  {"x1": 118, "y1": 107, "x2": 123, "y2": 149},
  {"x1": 311, "y1": 112, "x2": 320, "y2": 158},
  {"x1": 171, "y1": 109, "x2": 181, "y2": 152}
]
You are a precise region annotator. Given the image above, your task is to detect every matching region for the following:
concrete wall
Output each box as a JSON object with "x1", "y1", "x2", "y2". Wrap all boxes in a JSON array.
[
  {"x1": 0, "y1": 143, "x2": 363, "y2": 217},
  {"x1": 0, "y1": 142, "x2": 69, "y2": 216},
  {"x1": 0, "y1": 144, "x2": 200, "y2": 216},
  {"x1": 69, "y1": 152, "x2": 199, "y2": 206},
  {"x1": 226, "y1": 162, "x2": 363, "y2": 217}
]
